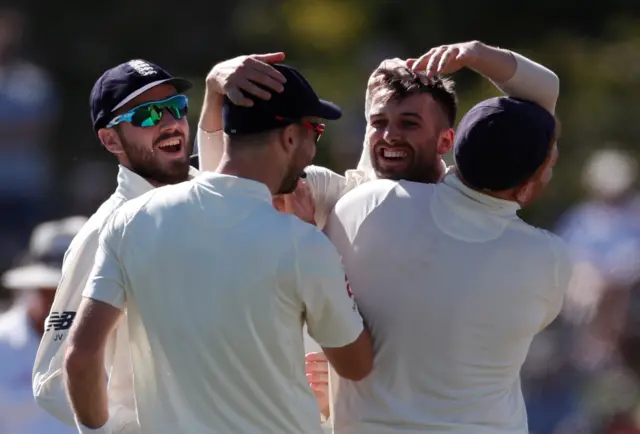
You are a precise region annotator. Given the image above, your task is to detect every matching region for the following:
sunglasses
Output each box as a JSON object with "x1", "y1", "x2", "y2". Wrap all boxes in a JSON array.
[
  {"x1": 107, "y1": 94, "x2": 189, "y2": 128},
  {"x1": 275, "y1": 116, "x2": 325, "y2": 142}
]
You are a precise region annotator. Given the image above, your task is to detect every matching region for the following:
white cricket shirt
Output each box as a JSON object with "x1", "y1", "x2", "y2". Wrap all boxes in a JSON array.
[
  {"x1": 324, "y1": 174, "x2": 572, "y2": 434},
  {"x1": 83, "y1": 173, "x2": 364, "y2": 433},
  {"x1": 32, "y1": 165, "x2": 164, "y2": 426}
]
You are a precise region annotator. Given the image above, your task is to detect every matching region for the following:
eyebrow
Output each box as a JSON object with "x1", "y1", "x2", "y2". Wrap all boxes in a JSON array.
[
  {"x1": 369, "y1": 111, "x2": 424, "y2": 120},
  {"x1": 399, "y1": 111, "x2": 423, "y2": 120}
]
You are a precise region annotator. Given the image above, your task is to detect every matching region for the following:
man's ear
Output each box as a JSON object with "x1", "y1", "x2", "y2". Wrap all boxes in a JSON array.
[
  {"x1": 277, "y1": 124, "x2": 297, "y2": 156},
  {"x1": 436, "y1": 128, "x2": 454, "y2": 155},
  {"x1": 514, "y1": 180, "x2": 533, "y2": 206},
  {"x1": 98, "y1": 128, "x2": 124, "y2": 155}
]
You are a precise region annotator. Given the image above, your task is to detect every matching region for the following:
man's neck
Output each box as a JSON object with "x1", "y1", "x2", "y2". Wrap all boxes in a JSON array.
[
  {"x1": 216, "y1": 154, "x2": 279, "y2": 195},
  {"x1": 452, "y1": 169, "x2": 521, "y2": 205}
]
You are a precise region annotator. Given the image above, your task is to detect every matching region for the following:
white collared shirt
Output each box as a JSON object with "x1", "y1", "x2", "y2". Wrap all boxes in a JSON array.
[
  {"x1": 32, "y1": 165, "x2": 198, "y2": 427},
  {"x1": 197, "y1": 52, "x2": 559, "y2": 234},
  {"x1": 0, "y1": 303, "x2": 74, "y2": 434},
  {"x1": 83, "y1": 173, "x2": 363, "y2": 433},
  {"x1": 324, "y1": 174, "x2": 572, "y2": 434}
]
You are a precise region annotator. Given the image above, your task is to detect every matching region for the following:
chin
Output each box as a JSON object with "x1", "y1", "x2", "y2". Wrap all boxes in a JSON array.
[{"x1": 375, "y1": 168, "x2": 410, "y2": 181}]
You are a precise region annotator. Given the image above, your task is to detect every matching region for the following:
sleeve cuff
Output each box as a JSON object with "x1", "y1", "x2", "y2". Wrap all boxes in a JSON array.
[
  {"x1": 492, "y1": 51, "x2": 559, "y2": 114},
  {"x1": 81, "y1": 290, "x2": 126, "y2": 311},
  {"x1": 197, "y1": 125, "x2": 223, "y2": 135},
  {"x1": 76, "y1": 418, "x2": 113, "y2": 434}
]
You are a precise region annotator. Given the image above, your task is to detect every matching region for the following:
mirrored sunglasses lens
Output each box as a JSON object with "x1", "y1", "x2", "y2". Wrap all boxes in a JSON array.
[{"x1": 133, "y1": 106, "x2": 162, "y2": 127}]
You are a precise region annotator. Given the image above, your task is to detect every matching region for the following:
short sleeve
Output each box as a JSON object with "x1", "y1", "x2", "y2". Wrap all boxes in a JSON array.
[
  {"x1": 295, "y1": 229, "x2": 363, "y2": 348},
  {"x1": 304, "y1": 166, "x2": 347, "y2": 230},
  {"x1": 82, "y1": 213, "x2": 127, "y2": 310}
]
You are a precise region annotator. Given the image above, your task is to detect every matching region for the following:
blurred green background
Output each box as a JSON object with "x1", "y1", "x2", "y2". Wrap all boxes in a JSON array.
[
  {"x1": 12, "y1": 0, "x2": 640, "y2": 228},
  {"x1": 4, "y1": 2, "x2": 640, "y2": 433}
]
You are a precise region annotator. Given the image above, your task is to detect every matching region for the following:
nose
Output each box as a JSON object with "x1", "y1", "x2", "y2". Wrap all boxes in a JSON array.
[
  {"x1": 383, "y1": 124, "x2": 401, "y2": 144},
  {"x1": 158, "y1": 108, "x2": 182, "y2": 131}
]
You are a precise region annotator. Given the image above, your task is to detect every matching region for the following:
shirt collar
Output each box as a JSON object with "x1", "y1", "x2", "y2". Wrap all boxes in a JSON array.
[
  {"x1": 194, "y1": 172, "x2": 272, "y2": 204},
  {"x1": 115, "y1": 165, "x2": 200, "y2": 201},
  {"x1": 442, "y1": 172, "x2": 521, "y2": 217},
  {"x1": 350, "y1": 159, "x2": 450, "y2": 184},
  {"x1": 430, "y1": 173, "x2": 521, "y2": 242}
]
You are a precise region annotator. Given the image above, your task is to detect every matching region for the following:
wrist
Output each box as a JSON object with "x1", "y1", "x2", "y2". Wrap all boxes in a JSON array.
[
  {"x1": 204, "y1": 71, "x2": 225, "y2": 96},
  {"x1": 204, "y1": 87, "x2": 225, "y2": 102},
  {"x1": 466, "y1": 40, "x2": 486, "y2": 68}
]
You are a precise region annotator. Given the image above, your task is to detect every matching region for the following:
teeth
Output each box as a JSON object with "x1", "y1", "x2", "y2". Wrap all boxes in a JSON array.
[
  {"x1": 383, "y1": 150, "x2": 407, "y2": 158},
  {"x1": 158, "y1": 140, "x2": 180, "y2": 148}
]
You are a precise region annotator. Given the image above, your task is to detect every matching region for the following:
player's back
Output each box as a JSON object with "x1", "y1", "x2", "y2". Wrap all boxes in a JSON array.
[
  {"x1": 326, "y1": 175, "x2": 571, "y2": 434},
  {"x1": 113, "y1": 173, "x2": 326, "y2": 433}
]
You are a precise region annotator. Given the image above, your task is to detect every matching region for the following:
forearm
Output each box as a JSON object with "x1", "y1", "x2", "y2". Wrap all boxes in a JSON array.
[
  {"x1": 198, "y1": 89, "x2": 223, "y2": 133},
  {"x1": 65, "y1": 350, "x2": 109, "y2": 429},
  {"x1": 471, "y1": 42, "x2": 560, "y2": 113},
  {"x1": 467, "y1": 41, "x2": 517, "y2": 83}
]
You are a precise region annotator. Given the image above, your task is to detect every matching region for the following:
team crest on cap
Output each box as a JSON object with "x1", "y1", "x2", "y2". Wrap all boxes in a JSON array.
[{"x1": 128, "y1": 60, "x2": 157, "y2": 76}]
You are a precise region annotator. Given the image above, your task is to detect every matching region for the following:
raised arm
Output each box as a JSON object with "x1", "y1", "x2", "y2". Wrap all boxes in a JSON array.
[
  {"x1": 410, "y1": 40, "x2": 559, "y2": 114},
  {"x1": 197, "y1": 53, "x2": 287, "y2": 172}
]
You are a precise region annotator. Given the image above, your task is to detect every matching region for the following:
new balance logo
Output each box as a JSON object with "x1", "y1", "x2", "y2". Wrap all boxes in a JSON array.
[
  {"x1": 128, "y1": 60, "x2": 157, "y2": 76},
  {"x1": 46, "y1": 311, "x2": 76, "y2": 332}
]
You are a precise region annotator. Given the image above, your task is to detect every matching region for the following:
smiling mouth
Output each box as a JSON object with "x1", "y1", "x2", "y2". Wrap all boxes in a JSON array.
[
  {"x1": 377, "y1": 146, "x2": 411, "y2": 162},
  {"x1": 157, "y1": 138, "x2": 183, "y2": 154}
]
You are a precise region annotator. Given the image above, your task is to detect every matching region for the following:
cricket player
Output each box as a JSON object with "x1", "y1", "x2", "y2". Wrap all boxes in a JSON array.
[
  {"x1": 64, "y1": 64, "x2": 373, "y2": 434},
  {"x1": 195, "y1": 42, "x2": 561, "y2": 422},
  {"x1": 195, "y1": 41, "x2": 559, "y2": 230},
  {"x1": 323, "y1": 95, "x2": 571, "y2": 433},
  {"x1": 32, "y1": 60, "x2": 197, "y2": 432}
]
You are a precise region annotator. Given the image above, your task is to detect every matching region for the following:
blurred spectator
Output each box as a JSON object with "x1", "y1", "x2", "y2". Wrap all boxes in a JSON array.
[
  {"x1": 522, "y1": 320, "x2": 592, "y2": 434},
  {"x1": 65, "y1": 159, "x2": 115, "y2": 216},
  {"x1": 528, "y1": 148, "x2": 640, "y2": 432},
  {"x1": 0, "y1": 216, "x2": 85, "y2": 434},
  {"x1": 0, "y1": 6, "x2": 59, "y2": 273},
  {"x1": 557, "y1": 149, "x2": 640, "y2": 369}
]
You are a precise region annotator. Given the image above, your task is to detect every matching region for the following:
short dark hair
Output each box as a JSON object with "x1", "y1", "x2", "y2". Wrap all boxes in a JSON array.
[
  {"x1": 365, "y1": 62, "x2": 458, "y2": 128},
  {"x1": 224, "y1": 128, "x2": 278, "y2": 149}
]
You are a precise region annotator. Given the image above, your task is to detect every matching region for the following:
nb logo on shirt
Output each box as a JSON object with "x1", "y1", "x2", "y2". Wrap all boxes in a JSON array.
[{"x1": 45, "y1": 311, "x2": 76, "y2": 332}]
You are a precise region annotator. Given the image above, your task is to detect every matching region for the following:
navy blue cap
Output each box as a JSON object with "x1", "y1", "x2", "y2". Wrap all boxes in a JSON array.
[
  {"x1": 453, "y1": 97, "x2": 556, "y2": 191},
  {"x1": 222, "y1": 63, "x2": 342, "y2": 135},
  {"x1": 90, "y1": 59, "x2": 192, "y2": 132}
]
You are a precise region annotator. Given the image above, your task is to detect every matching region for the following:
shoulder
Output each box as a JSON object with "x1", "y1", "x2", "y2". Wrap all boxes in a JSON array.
[
  {"x1": 304, "y1": 165, "x2": 346, "y2": 193},
  {"x1": 63, "y1": 195, "x2": 129, "y2": 258},
  {"x1": 305, "y1": 164, "x2": 342, "y2": 180},
  {"x1": 271, "y1": 211, "x2": 339, "y2": 259},
  {"x1": 510, "y1": 222, "x2": 572, "y2": 283},
  {"x1": 335, "y1": 178, "x2": 410, "y2": 212},
  {"x1": 107, "y1": 184, "x2": 181, "y2": 229}
]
